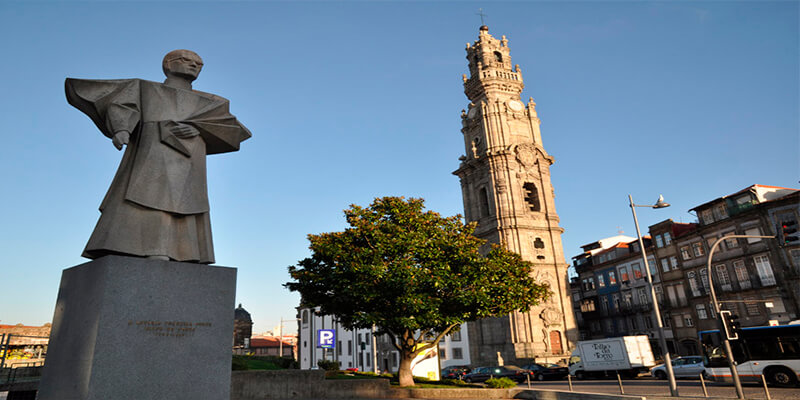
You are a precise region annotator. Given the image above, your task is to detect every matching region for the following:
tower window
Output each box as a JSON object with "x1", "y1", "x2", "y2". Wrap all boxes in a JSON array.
[
  {"x1": 534, "y1": 238, "x2": 545, "y2": 249},
  {"x1": 523, "y1": 183, "x2": 541, "y2": 212},
  {"x1": 479, "y1": 187, "x2": 490, "y2": 218},
  {"x1": 494, "y1": 51, "x2": 503, "y2": 62}
]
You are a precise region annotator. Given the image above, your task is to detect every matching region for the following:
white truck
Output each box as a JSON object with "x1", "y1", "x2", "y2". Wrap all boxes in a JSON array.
[{"x1": 568, "y1": 335, "x2": 656, "y2": 379}]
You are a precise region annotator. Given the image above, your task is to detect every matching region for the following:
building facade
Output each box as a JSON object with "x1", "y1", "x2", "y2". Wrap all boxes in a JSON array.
[
  {"x1": 297, "y1": 307, "x2": 471, "y2": 372},
  {"x1": 571, "y1": 185, "x2": 800, "y2": 357},
  {"x1": 453, "y1": 25, "x2": 577, "y2": 366}
]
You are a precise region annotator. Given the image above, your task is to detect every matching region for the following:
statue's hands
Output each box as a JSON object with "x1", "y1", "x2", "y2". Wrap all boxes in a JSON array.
[
  {"x1": 170, "y1": 122, "x2": 200, "y2": 138},
  {"x1": 112, "y1": 130, "x2": 130, "y2": 150}
]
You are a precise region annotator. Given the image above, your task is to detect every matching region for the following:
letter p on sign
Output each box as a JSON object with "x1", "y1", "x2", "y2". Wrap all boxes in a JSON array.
[{"x1": 318, "y1": 329, "x2": 335, "y2": 349}]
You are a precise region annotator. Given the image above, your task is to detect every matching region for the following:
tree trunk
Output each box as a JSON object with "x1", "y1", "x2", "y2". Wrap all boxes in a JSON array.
[{"x1": 397, "y1": 352, "x2": 415, "y2": 387}]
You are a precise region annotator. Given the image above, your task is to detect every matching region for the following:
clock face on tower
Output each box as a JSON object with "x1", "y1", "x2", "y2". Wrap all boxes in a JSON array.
[{"x1": 507, "y1": 99, "x2": 524, "y2": 112}]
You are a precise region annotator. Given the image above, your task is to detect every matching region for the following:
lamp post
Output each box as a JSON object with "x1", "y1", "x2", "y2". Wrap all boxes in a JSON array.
[
  {"x1": 706, "y1": 234, "x2": 774, "y2": 400},
  {"x1": 629, "y1": 194, "x2": 678, "y2": 397}
]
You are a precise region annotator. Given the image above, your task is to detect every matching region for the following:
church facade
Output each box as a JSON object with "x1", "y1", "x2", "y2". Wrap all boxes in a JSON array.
[{"x1": 453, "y1": 26, "x2": 578, "y2": 365}]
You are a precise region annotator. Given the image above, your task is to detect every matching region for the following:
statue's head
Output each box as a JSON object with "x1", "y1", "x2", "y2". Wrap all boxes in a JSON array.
[{"x1": 162, "y1": 49, "x2": 203, "y2": 81}]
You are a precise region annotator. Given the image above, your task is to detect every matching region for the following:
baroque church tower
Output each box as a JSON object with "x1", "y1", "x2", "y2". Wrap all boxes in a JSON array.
[{"x1": 453, "y1": 26, "x2": 578, "y2": 365}]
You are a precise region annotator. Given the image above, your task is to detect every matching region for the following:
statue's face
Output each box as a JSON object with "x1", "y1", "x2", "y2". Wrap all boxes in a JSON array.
[{"x1": 164, "y1": 51, "x2": 204, "y2": 80}]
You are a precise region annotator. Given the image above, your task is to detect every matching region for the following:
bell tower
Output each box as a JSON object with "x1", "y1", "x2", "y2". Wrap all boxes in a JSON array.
[{"x1": 454, "y1": 26, "x2": 577, "y2": 365}]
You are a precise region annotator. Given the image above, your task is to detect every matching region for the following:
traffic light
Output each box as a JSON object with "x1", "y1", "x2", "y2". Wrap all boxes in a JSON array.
[
  {"x1": 781, "y1": 219, "x2": 799, "y2": 245},
  {"x1": 720, "y1": 310, "x2": 741, "y2": 340}
]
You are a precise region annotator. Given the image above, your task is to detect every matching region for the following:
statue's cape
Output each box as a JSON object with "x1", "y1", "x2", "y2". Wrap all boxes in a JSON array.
[{"x1": 65, "y1": 78, "x2": 251, "y2": 155}]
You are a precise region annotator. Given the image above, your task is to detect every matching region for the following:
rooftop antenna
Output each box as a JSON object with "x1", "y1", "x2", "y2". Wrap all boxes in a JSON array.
[{"x1": 476, "y1": 8, "x2": 488, "y2": 25}]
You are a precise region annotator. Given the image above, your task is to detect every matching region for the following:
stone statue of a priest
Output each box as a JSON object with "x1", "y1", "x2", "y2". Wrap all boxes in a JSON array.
[{"x1": 65, "y1": 49, "x2": 251, "y2": 264}]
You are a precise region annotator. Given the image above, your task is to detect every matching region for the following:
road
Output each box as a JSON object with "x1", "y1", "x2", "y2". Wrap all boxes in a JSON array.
[{"x1": 519, "y1": 378, "x2": 800, "y2": 400}]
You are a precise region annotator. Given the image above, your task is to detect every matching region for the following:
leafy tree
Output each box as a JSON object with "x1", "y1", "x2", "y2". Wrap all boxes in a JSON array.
[{"x1": 286, "y1": 197, "x2": 550, "y2": 387}]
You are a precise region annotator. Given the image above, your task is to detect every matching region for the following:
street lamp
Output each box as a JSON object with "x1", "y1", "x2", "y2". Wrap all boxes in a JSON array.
[
  {"x1": 706, "y1": 234, "x2": 774, "y2": 400},
  {"x1": 629, "y1": 194, "x2": 678, "y2": 397}
]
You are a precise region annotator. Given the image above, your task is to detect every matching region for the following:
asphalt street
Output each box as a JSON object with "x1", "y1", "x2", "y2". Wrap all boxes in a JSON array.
[{"x1": 519, "y1": 378, "x2": 800, "y2": 400}]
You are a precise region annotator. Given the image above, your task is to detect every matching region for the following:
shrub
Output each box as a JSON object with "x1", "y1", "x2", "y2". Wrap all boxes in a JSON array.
[
  {"x1": 317, "y1": 359, "x2": 340, "y2": 371},
  {"x1": 232, "y1": 356, "x2": 249, "y2": 371},
  {"x1": 485, "y1": 377, "x2": 517, "y2": 388}
]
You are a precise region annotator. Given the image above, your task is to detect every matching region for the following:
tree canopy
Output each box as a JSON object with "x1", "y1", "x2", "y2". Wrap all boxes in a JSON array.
[{"x1": 286, "y1": 196, "x2": 550, "y2": 385}]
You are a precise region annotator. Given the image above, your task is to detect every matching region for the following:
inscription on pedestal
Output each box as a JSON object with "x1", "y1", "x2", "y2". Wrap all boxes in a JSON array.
[{"x1": 128, "y1": 320, "x2": 214, "y2": 338}]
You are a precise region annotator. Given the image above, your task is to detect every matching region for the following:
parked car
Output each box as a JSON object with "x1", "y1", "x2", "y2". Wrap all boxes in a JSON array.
[
  {"x1": 522, "y1": 363, "x2": 569, "y2": 381},
  {"x1": 463, "y1": 365, "x2": 533, "y2": 383},
  {"x1": 650, "y1": 356, "x2": 706, "y2": 379},
  {"x1": 441, "y1": 365, "x2": 471, "y2": 380}
]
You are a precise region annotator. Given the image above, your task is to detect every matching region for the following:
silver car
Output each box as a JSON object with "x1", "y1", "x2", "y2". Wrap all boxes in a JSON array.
[{"x1": 650, "y1": 356, "x2": 706, "y2": 379}]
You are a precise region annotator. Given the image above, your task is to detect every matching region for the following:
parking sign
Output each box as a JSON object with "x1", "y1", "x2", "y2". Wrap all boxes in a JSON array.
[{"x1": 317, "y1": 329, "x2": 335, "y2": 349}]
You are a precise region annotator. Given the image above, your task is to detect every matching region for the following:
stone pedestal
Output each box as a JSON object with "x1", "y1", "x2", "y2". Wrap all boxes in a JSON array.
[{"x1": 38, "y1": 255, "x2": 236, "y2": 400}]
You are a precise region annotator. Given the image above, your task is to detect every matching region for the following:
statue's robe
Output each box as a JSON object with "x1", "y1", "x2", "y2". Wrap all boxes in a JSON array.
[{"x1": 65, "y1": 78, "x2": 251, "y2": 264}]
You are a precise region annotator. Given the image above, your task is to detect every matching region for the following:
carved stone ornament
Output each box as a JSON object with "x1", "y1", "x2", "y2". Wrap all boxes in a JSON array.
[
  {"x1": 495, "y1": 177, "x2": 507, "y2": 194},
  {"x1": 539, "y1": 306, "x2": 563, "y2": 328},
  {"x1": 515, "y1": 144, "x2": 537, "y2": 168}
]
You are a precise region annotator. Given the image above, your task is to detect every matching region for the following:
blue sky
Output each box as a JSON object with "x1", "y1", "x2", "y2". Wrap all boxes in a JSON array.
[{"x1": 0, "y1": 1, "x2": 797, "y2": 335}]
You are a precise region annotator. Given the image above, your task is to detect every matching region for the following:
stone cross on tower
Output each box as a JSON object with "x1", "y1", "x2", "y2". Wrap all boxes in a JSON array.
[{"x1": 453, "y1": 26, "x2": 578, "y2": 366}]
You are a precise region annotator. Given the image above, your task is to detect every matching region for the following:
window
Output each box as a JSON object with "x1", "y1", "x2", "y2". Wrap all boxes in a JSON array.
[
  {"x1": 366, "y1": 353, "x2": 370, "y2": 367},
  {"x1": 533, "y1": 238, "x2": 545, "y2": 249},
  {"x1": 601, "y1": 296, "x2": 609, "y2": 312},
  {"x1": 685, "y1": 316, "x2": 694, "y2": 327},
  {"x1": 302, "y1": 310, "x2": 309, "y2": 324},
  {"x1": 676, "y1": 283, "x2": 687, "y2": 305},
  {"x1": 608, "y1": 271, "x2": 617, "y2": 285},
  {"x1": 631, "y1": 263, "x2": 643, "y2": 279},
  {"x1": 724, "y1": 235, "x2": 739, "y2": 249},
  {"x1": 348, "y1": 340, "x2": 352, "y2": 355},
  {"x1": 708, "y1": 303, "x2": 716, "y2": 319},
  {"x1": 637, "y1": 288, "x2": 648, "y2": 305},
  {"x1": 660, "y1": 258, "x2": 670, "y2": 272},
  {"x1": 696, "y1": 304, "x2": 708, "y2": 320},
  {"x1": 655, "y1": 235, "x2": 664, "y2": 248},
  {"x1": 392, "y1": 352, "x2": 398, "y2": 367},
  {"x1": 667, "y1": 285, "x2": 677, "y2": 307},
  {"x1": 582, "y1": 278, "x2": 596, "y2": 291},
  {"x1": 680, "y1": 246, "x2": 692, "y2": 260},
  {"x1": 654, "y1": 285, "x2": 664, "y2": 303},
  {"x1": 366, "y1": 332, "x2": 371, "y2": 342},
  {"x1": 674, "y1": 315, "x2": 684, "y2": 328},
  {"x1": 452, "y1": 331, "x2": 462, "y2": 342},
  {"x1": 699, "y1": 269, "x2": 710, "y2": 291},
  {"x1": 452, "y1": 347, "x2": 463, "y2": 359},
  {"x1": 713, "y1": 204, "x2": 727, "y2": 221},
  {"x1": 493, "y1": 51, "x2": 503, "y2": 62},
  {"x1": 644, "y1": 315, "x2": 653, "y2": 329},
  {"x1": 701, "y1": 209, "x2": 714, "y2": 225},
  {"x1": 523, "y1": 183, "x2": 540, "y2": 212},
  {"x1": 664, "y1": 232, "x2": 672, "y2": 245},
  {"x1": 619, "y1": 267, "x2": 629, "y2": 282},
  {"x1": 733, "y1": 260, "x2": 751, "y2": 289},
  {"x1": 597, "y1": 274, "x2": 606, "y2": 288},
  {"x1": 670, "y1": 256, "x2": 679, "y2": 270},
  {"x1": 754, "y1": 255, "x2": 776, "y2": 286},
  {"x1": 337, "y1": 341, "x2": 342, "y2": 355},
  {"x1": 688, "y1": 271, "x2": 701, "y2": 297},
  {"x1": 440, "y1": 349, "x2": 446, "y2": 359},
  {"x1": 745, "y1": 299, "x2": 760, "y2": 316},
  {"x1": 662, "y1": 312, "x2": 671, "y2": 328},
  {"x1": 479, "y1": 188, "x2": 490, "y2": 217},
  {"x1": 692, "y1": 242, "x2": 705, "y2": 257},
  {"x1": 744, "y1": 227, "x2": 762, "y2": 243},
  {"x1": 631, "y1": 242, "x2": 640, "y2": 253},
  {"x1": 629, "y1": 316, "x2": 638, "y2": 330},
  {"x1": 581, "y1": 299, "x2": 596, "y2": 312},
  {"x1": 358, "y1": 333, "x2": 362, "y2": 343},
  {"x1": 715, "y1": 264, "x2": 732, "y2": 291},
  {"x1": 612, "y1": 294, "x2": 621, "y2": 310},
  {"x1": 623, "y1": 292, "x2": 633, "y2": 307},
  {"x1": 700, "y1": 208, "x2": 714, "y2": 225}
]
